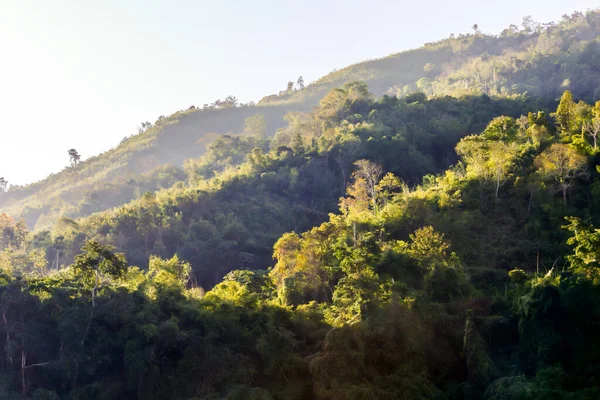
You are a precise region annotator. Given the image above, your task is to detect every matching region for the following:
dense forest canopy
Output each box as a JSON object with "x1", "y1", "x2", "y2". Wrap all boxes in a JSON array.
[{"x1": 2, "y1": 8, "x2": 600, "y2": 400}]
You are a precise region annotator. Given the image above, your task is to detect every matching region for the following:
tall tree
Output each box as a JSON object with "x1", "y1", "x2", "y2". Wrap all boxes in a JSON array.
[
  {"x1": 0, "y1": 177, "x2": 7, "y2": 193},
  {"x1": 555, "y1": 90, "x2": 577, "y2": 136},
  {"x1": 487, "y1": 141, "x2": 519, "y2": 197},
  {"x1": 297, "y1": 76, "x2": 305, "y2": 90},
  {"x1": 71, "y1": 240, "x2": 127, "y2": 388},
  {"x1": 352, "y1": 160, "x2": 383, "y2": 212}
]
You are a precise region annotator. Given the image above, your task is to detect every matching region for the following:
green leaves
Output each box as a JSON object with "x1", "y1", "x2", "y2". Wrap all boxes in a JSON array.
[
  {"x1": 482, "y1": 116, "x2": 519, "y2": 141},
  {"x1": 534, "y1": 143, "x2": 588, "y2": 204},
  {"x1": 456, "y1": 116, "x2": 522, "y2": 198},
  {"x1": 556, "y1": 90, "x2": 577, "y2": 136},
  {"x1": 563, "y1": 217, "x2": 600, "y2": 274},
  {"x1": 72, "y1": 240, "x2": 127, "y2": 288}
]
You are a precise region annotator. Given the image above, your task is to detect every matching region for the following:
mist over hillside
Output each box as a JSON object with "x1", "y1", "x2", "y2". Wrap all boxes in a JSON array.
[{"x1": 3, "y1": 10, "x2": 600, "y2": 231}]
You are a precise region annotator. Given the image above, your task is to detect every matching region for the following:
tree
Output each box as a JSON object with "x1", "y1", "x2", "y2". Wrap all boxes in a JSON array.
[
  {"x1": 72, "y1": 240, "x2": 128, "y2": 307},
  {"x1": 223, "y1": 95, "x2": 238, "y2": 107},
  {"x1": 525, "y1": 111, "x2": 551, "y2": 150},
  {"x1": 0, "y1": 177, "x2": 7, "y2": 193},
  {"x1": 352, "y1": 160, "x2": 383, "y2": 212},
  {"x1": 0, "y1": 214, "x2": 28, "y2": 251},
  {"x1": 71, "y1": 240, "x2": 127, "y2": 388},
  {"x1": 291, "y1": 132, "x2": 305, "y2": 155},
  {"x1": 244, "y1": 114, "x2": 267, "y2": 138},
  {"x1": 583, "y1": 101, "x2": 600, "y2": 150},
  {"x1": 297, "y1": 76, "x2": 305, "y2": 90},
  {"x1": 138, "y1": 121, "x2": 153, "y2": 134},
  {"x1": 555, "y1": 91, "x2": 577, "y2": 136},
  {"x1": 271, "y1": 111, "x2": 317, "y2": 148},
  {"x1": 522, "y1": 16, "x2": 540, "y2": 33},
  {"x1": 375, "y1": 172, "x2": 404, "y2": 206},
  {"x1": 527, "y1": 124, "x2": 550, "y2": 150},
  {"x1": 456, "y1": 135, "x2": 518, "y2": 197},
  {"x1": 487, "y1": 141, "x2": 519, "y2": 197},
  {"x1": 482, "y1": 116, "x2": 519, "y2": 142},
  {"x1": 563, "y1": 217, "x2": 600, "y2": 273},
  {"x1": 248, "y1": 147, "x2": 267, "y2": 173},
  {"x1": 339, "y1": 177, "x2": 371, "y2": 218},
  {"x1": 535, "y1": 143, "x2": 587, "y2": 204},
  {"x1": 401, "y1": 226, "x2": 468, "y2": 301},
  {"x1": 407, "y1": 226, "x2": 450, "y2": 268},
  {"x1": 270, "y1": 231, "x2": 325, "y2": 304},
  {"x1": 286, "y1": 81, "x2": 294, "y2": 93},
  {"x1": 146, "y1": 255, "x2": 191, "y2": 291},
  {"x1": 583, "y1": 118, "x2": 600, "y2": 150},
  {"x1": 212, "y1": 96, "x2": 238, "y2": 109},
  {"x1": 68, "y1": 149, "x2": 81, "y2": 167},
  {"x1": 317, "y1": 81, "x2": 373, "y2": 126}
]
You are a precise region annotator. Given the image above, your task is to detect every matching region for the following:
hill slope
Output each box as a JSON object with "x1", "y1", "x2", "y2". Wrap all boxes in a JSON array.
[
  {"x1": 3, "y1": 10, "x2": 600, "y2": 399},
  {"x1": 2, "y1": 9, "x2": 600, "y2": 231},
  {"x1": 2, "y1": 88, "x2": 600, "y2": 399}
]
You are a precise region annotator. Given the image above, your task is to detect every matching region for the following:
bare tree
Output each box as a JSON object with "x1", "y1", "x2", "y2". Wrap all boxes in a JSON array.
[
  {"x1": 583, "y1": 119, "x2": 600, "y2": 150},
  {"x1": 0, "y1": 177, "x2": 7, "y2": 192}
]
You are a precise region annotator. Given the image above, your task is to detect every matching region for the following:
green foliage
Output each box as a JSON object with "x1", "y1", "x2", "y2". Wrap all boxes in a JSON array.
[
  {"x1": 534, "y1": 143, "x2": 588, "y2": 204},
  {"x1": 563, "y1": 217, "x2": 600, "y2": 276},
  {"x1": 72, "y1": 240, "x2": 128, "y2": 284},
  {"x1": 4, "y1": 11, "x2": 600, "y2": 395},
  {"x1": 555, "y1": 90, "x2": 577, "y2": 135},
  {"x1": 508, "y1": 269, "x2": 529, "y2": 285},
  {"x1": 1, "y1": 88, "x2": 600, "y2": 397},
  {"x1": 16, "y1": 87, "x2": 531, "y2": 292}
]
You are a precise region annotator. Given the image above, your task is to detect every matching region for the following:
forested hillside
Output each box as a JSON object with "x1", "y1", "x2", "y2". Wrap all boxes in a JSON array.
[
  {"x1": 2, "y1": 88, "x2": 600, "y2": 399},
  {"x1": 3, "y1": 9, "x2": 600, "y2": 230},
  {"x1": 2, "y1": 8, "x2": 600, "y2": 400},
  {"x1": 26, "y1": 84, "x2": 533, "y2": 287}
]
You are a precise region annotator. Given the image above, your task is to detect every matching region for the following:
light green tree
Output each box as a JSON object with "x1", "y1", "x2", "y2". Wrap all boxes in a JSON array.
[
  {"x1": 456, "y1": 135, "x2": 519, "y2": 197},
  {"x1": 535, "y1": 143, "x2": 587, "y2": 204}
]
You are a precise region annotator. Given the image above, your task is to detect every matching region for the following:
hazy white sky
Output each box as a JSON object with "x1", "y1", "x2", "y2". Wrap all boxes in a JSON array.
[{"x1": 1, "y1": 0, "x2": 598, "y2": 186}]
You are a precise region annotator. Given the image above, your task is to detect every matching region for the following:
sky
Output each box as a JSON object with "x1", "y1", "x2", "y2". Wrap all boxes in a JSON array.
[{"x1": 0, "y1": 0, "x2": 598, "y2": 186}]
